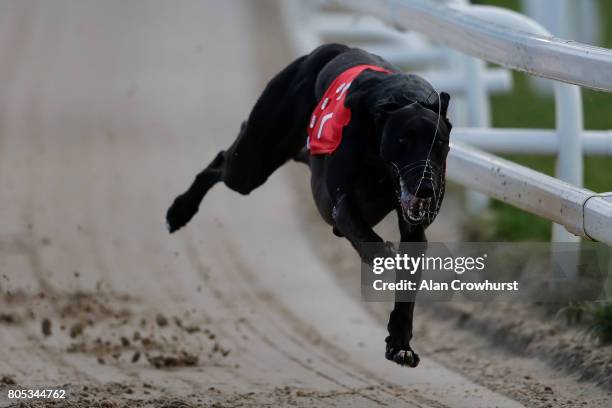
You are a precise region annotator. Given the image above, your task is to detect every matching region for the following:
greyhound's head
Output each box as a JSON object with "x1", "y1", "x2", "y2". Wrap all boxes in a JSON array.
[{"x1": 377, "y1": 92, "x2": 451, "y2": 228}]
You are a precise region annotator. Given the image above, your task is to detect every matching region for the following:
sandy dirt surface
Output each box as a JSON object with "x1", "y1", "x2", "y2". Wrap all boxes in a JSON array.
[{"x1": 0, "y1": 1, "x2": 532, "y2": 406}]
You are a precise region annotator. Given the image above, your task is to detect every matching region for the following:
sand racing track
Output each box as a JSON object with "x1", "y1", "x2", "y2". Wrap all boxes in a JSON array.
[{"x1": 0, "y1": 1, "x2": 526, "y2": 406}]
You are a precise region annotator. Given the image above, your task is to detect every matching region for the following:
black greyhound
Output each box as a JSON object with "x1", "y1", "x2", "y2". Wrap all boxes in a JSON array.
[{"x1": 166, "y1": 44, "x2": 452, "y2": 367}]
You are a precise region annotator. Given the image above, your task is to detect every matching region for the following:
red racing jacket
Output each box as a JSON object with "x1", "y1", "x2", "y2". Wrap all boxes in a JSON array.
[{"x1": 307, "y1": 64, "x2": 391, "y2": 155}]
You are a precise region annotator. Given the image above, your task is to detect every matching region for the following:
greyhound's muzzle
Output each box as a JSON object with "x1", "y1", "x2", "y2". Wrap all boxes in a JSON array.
[
  {"x1": 400, "y1": 191, "x2": 432, "y2": 223},
  {"x1": 395, "y1": 161, "x2": 445, "y2": 226}
]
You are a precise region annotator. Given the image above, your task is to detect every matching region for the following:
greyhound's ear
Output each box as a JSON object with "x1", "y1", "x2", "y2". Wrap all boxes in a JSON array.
[
  {"x1": 439, "y1": 92, "x2": 450, "y2": 117},
  {"x1": 444, "y1": 117, "x2": 453, "y2": 134}
]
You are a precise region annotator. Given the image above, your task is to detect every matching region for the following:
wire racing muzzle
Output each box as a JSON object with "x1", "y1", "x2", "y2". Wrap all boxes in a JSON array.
[{"x1": 395, "y1": 160, "x2": 445, "y2": 227}]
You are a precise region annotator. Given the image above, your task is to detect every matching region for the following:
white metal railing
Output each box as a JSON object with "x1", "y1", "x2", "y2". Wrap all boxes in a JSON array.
[
  {"x1": 453, "y1": 128, "x2": 612, "y2": 156},
  {"x1": 281, "y1": 0, "x2": 612, "y2": 246},
  {"x1": 522, "y1": 0, "x2": 602, "y2": 95},
  {"x1": 448, "y1": 142, "x2": 612, "y2": 244},
  {"x1": 331, "y1": 0, "x2": 612, "y2": 91}
]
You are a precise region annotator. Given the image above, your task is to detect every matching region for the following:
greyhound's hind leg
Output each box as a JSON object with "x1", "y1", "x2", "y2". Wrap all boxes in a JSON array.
[{"x1": 166, "y1": 151, "x2": 224, "y2": 233}]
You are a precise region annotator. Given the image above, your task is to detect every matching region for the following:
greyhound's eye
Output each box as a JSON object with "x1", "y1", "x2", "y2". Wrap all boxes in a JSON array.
[{"x1": 398, "y1": 137, "x2": 408, "y2": 146}]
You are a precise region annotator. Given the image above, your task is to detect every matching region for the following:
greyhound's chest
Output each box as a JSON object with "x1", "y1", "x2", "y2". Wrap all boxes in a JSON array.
[
  {"x1": 307, "y1": 64, "x2": 390, "y2": 155},
  {"x1": 349, "y1": 170, "x2": 398, "y2": 226},
  {"x1": 310, "y1": 157, "x2": 396, "y2": 227}
]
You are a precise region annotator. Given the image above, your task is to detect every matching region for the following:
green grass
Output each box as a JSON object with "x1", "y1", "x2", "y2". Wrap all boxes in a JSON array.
[{"x1": 472, "y1": 0, "x2": 612, "y2": 241}]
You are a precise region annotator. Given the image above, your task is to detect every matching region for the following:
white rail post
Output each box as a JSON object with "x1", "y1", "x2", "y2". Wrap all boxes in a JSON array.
[
  {"x1": 463, "y1": 38, "x2": 492, "y2": 214},
  {"x1": 550, "y1": 81, "x2": 582, "y2": 280},
  {"x1": 462, "y1": 51, "x2": 492, "y2": 213},
  {"x1": 552, "y1": 83, "x2": 583, "y2": 243}
]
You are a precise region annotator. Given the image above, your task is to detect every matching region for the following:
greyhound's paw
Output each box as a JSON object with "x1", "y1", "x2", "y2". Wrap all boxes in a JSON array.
[
  {"x1": 385, "y1": 336, "x2": 420, "y2": 367},
  {"x1": 166, "y1": 194, "x2": 199, "y2": 233}
]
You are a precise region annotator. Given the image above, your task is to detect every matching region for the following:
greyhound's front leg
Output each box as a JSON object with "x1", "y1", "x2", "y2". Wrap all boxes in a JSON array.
[
  {"x1": 386, "y1": 220, "x2": 426, "y2": 367},
  {"x1": 331, "y1": 192, "x2": 395, "y2": 264}
]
